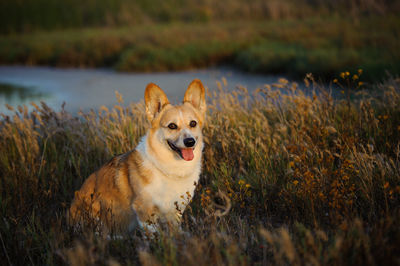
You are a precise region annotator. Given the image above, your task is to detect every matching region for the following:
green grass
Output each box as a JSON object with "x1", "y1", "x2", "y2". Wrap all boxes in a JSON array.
[
  {"x1": 1, "y1": 16, "x2": 399, "y2": 81},
  {"x1": 236, "y1": 16, "x2": 400, "y2": 80},
  {"x1": 115, "y1": 40, "x2": 241, "y2": 72},
  {"x1": 0, "y1": 75, "x2": 399, "y2": 265}
]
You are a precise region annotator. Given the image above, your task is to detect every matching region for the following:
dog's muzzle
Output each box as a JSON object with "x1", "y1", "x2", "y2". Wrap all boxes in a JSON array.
[{"x1": 167, "y1": 139, "x2": 195, "y2": 161}]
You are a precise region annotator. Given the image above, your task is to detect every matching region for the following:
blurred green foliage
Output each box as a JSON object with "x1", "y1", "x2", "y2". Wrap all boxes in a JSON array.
[
  {"x1": 1, "y1": 17, "x2": 399, "y2": 80},
  {"x1": 0, "y1": 0, "x2": 399, "y2": 33}
]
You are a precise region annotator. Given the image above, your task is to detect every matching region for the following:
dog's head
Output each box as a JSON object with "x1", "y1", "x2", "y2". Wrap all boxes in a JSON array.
[{"x1": 145, "y1": 79, "x2": 206, "y2": 162}]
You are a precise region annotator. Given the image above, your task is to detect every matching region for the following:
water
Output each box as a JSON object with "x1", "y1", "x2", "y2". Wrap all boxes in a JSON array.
[{"x1": 0, "y1": 66, "x2": 291, "y2": 115}]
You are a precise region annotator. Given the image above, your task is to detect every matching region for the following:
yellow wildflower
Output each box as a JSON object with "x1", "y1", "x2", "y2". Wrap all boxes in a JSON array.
[
  {"x1": 293, "y1": 180, "x2": 299, "y2": 185},
  {"x1": 352, "y1": 74, "x2": 359, "y2": 80},
  {"x1": 340, "y1": 72, "x2": 345, "y2": 79},
  {"x1": 278, "y1": 78, "x2": 289, "y2": 84},
  {"x1": 345, "y1": 71, "x2": 350, "y2": 76},
  {"x1": 358, "y1": 69, "x2": 363, "y2": 75},
  {"x1": 333, "y1": 78, "x2": 338, "y2": 83}
]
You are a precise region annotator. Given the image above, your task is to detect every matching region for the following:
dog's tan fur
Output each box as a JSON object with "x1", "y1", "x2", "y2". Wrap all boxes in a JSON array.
[{"x1": 69, "y1": 79, "x2": 206, "y2": 232}]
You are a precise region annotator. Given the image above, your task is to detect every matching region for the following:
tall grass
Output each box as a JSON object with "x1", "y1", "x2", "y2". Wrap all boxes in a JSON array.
[{"x1": 0, "y1": 74, "x2": 399, "y2": 265}]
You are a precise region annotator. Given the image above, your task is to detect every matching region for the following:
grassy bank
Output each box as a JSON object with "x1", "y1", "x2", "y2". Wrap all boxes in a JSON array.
[
  {"x1": 0, "y1": 75, "x2": 399, "y2": 265},
  {"x1": 1, "y1": 16, "x2": 399, "y2": 81}
]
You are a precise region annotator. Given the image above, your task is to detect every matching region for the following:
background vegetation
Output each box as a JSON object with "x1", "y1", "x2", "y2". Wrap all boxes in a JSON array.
[
  {"x1": 0, "y1": 74, "x2": 399, "y2": 265},
  {"x1": 1, "y1": 0, "x2": 398, "y2": 33},
  {"x1": 0, "y1": 0, "x2": 399, "y2": 80}
]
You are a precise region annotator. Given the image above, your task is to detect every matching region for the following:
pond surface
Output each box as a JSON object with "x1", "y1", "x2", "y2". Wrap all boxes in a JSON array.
[{"x1": 0, "y1": 66, "x2": 293, "y2": 115}]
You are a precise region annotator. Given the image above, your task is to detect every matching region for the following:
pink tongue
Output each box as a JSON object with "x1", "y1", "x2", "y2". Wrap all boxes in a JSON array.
[{"x1": 181, "y1": 148, "x2": 194, "y2": 161}]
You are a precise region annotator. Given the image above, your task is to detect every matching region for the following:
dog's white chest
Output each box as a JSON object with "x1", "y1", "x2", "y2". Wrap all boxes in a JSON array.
[
  {"x1": 135, "y1": 137, "x2": 202, "y2": 215},
  {"x1": 144, "y1": 171, "x2": 198, "y2": 214}
]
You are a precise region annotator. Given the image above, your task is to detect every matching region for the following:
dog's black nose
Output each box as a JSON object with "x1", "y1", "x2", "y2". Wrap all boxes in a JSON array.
[{"x1": 184, "y1": 138, "x2": 195, "y2": 147}]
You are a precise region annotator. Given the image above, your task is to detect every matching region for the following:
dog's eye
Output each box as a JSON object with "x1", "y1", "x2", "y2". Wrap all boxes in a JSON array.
[
  {"x1": 168, "y1": 123, "x2": 178, "y2": 130},
  {"x1": 189, "y1": 120, "x2": 197, "y2": 128}
]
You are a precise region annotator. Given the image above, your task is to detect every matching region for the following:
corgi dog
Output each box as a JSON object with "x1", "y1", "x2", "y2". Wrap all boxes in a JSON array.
[{"x1": 69, "y1": 79, "x2": 206, "y2": 232}]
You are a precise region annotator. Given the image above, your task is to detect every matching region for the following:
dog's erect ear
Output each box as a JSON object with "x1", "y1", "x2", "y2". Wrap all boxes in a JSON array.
[
  {"x1": 145, "y1": 83, "x2": 169, "y2": 121},
  {"x1": 74, "y1": 191, "x2": 81, "y2": 201},
  {"x1": 184, "y1": 79, "x2": 206, "y2": 116}
]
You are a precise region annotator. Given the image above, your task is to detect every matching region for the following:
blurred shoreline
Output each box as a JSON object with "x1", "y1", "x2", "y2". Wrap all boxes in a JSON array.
[{"x1": 1, "y1": 17, "x2": 399, "y2": 82}]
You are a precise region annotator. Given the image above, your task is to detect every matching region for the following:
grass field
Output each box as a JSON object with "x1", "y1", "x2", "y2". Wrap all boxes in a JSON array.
[
  {"x1": 0, "y1": 74, "x2": 399, "y2": 265},
  {"x1": 1, "y1": 16, "x2": 400, "y2": 81}
]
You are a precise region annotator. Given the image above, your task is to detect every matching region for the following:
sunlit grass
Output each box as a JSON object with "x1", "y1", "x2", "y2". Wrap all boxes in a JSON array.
[{"x1": 0, "y1": 74, "x2": 399, "y2": 265}]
